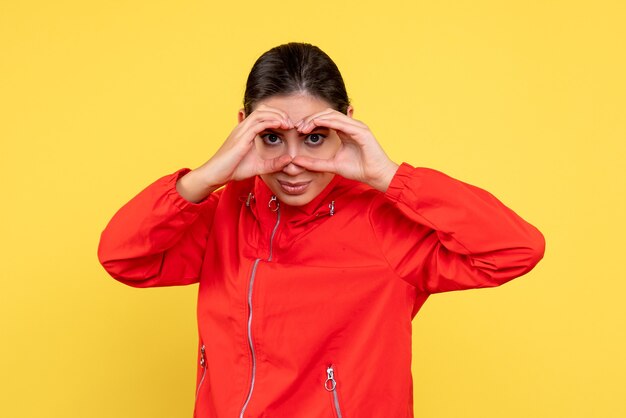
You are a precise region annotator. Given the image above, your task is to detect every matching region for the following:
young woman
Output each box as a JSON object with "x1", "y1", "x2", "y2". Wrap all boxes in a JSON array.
[{"x1": 98, "y1": 42, "x2": 545, "y2": 418}]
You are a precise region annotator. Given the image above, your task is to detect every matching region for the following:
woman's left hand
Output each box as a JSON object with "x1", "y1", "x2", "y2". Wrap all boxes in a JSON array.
[{"x1": 293, "y1": 109, "x2": 399, "y2": 192}]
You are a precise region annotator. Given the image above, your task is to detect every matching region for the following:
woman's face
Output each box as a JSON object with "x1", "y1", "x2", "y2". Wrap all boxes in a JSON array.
[{"x1": 240, "y1": 93, "x2": 351, "y2": 207}]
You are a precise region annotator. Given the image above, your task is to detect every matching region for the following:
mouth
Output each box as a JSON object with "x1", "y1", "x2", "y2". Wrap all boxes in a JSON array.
[{"x1": 277, "y1": 180, "x2": 311, "y2": 195}]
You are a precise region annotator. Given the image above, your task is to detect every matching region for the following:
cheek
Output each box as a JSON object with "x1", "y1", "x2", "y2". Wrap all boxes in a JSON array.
[
  {"x1": 255, "y1": 138, "x2": 285, "y2": 160},
  {"x1": 304, "y1": 136, "x2": 341, "y2": 159},
  {"x1": 260, "y1": 173, "x2": 278, "y2": 192},
  {"x1": 312, "y1": 172, "x2": 335, "y2": 190}
]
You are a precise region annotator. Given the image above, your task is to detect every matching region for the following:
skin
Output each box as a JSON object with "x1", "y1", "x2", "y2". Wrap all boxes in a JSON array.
[
  {"x1": 176, "y1": 92, "x2": 399, "y2": 205},
  {"x1": 253, "y1": 94, "x2": 345, "y2": 206}
]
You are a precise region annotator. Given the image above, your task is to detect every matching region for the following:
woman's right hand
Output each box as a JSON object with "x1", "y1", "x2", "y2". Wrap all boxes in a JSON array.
[{"x1": 176, "y1": 105, "x2": 294, "y2": 203}]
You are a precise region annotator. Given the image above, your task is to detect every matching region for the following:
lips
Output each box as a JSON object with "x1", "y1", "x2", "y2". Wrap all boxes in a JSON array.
[{"x1": 277, "y1": 180, "x2": 311, "y2": 195}]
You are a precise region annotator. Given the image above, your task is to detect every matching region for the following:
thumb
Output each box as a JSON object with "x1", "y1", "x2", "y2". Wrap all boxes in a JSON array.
[
  {"x1": 258, "y1": 154, "x2": 293, "y2": 175},
  {"x1": 291, "y1": 156, "x2": 337, "y2": 173}
]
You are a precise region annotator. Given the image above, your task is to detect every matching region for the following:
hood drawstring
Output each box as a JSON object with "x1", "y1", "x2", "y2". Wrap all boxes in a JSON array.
[{"x1": 329, "y1": 201, "x2": 335, "y2": 217}]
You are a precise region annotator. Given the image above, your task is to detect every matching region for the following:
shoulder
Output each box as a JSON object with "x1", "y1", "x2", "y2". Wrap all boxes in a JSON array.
[{"x1": 331, "y1": 176, "x2": 385, "y2": 217}]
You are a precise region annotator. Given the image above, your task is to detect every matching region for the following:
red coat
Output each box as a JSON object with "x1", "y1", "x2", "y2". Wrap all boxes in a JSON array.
[{"x1": 98, "y1": 163, "x2": 545, "y2": 417}]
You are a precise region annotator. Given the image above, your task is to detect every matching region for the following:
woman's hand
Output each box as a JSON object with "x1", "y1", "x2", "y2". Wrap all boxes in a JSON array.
[
  {"x1": 293, "y1": 109, "x2": 399, "y2": 192},
  {"x1": 176, "y1": 105, "x2": 294, "y2": 203}
]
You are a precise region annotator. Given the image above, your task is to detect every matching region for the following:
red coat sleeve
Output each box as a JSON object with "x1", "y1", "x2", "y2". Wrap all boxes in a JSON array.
[
  {"x1": 370, "y1": 163, "x2": 545, "y2": 294},
  {"x1": 97, "y1": 169, "x2": 221, "y2": 288}
]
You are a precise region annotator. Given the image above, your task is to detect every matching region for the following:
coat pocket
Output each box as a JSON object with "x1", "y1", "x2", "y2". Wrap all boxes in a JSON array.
[{"x1": 324, "y1": 364, "x2": 344, "y2": 418}]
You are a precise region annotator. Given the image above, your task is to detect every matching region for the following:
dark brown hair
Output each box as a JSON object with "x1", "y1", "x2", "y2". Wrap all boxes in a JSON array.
[{"x1": 243, "y1": 43, "x2": 350, "y2": 115}]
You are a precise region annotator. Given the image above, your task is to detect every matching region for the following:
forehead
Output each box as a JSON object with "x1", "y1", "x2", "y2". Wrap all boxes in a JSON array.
[{"x1": 255, "y1": 93, "x2": 332, "y2": 121}]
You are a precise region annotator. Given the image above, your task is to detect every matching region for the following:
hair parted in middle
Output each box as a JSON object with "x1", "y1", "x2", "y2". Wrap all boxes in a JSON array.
[{"x1": 243, "y1": 42, "x2": 350, "y2": 116}]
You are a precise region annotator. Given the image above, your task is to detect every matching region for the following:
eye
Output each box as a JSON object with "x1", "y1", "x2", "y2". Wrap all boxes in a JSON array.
[
  {"x1": 261, "y1": 133, "x2": 282, "y2": 146},
  {"x1": 304, "y1": 133, "x2": 326, "y2": 146}
]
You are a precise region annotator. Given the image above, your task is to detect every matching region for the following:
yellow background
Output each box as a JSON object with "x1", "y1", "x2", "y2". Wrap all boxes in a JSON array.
[{"x1": 1, "y1": 0, "x2": 625, "y2": 417}]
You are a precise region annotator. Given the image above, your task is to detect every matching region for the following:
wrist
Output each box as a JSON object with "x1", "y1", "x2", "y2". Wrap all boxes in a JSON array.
[
  {"x1": 369, "y1": 161, "x2": 399, "y2": 193},
  {"x1": 176, "y1": 168, "x2": 222, "y2": 203}
]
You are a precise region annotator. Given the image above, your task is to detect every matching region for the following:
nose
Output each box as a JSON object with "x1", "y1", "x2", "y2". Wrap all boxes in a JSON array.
[
  {"x1": 281, "y1": 160, "x2": 306, "y2": 176},
  {"x1": 281, "y1": 139, "x2": 306, "y2": 175}
]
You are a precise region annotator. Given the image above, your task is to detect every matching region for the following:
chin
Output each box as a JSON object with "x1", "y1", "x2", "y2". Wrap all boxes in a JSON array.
[
  {"x1": 261, "y1": 173, "x2": 335, "y2": 207},
  {"x1": 274, "y1": 192, "x2": 316, "y2": 207}
]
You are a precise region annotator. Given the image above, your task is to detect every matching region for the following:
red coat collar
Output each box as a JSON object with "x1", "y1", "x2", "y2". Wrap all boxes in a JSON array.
[{"x1": 248, "y1": 174, "x2": 343, "y2": 225}]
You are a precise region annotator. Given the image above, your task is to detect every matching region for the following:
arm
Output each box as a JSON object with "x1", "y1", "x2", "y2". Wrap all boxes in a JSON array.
[
  {"x1": 292, "y1": 109, "x2": 544, "y2": 293},
  {"x1": 98, "y1": 105, "x2": 297, "y2": 287},
  {"x1": 371, "y1": 163, "x2": 545, "y2": 293},
  {"x1": 97, "y1": 169, "x2": 221, "y2": 288}
]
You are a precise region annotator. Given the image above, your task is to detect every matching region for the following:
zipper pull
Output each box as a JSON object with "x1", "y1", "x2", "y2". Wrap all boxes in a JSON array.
[
  {"x1": 200, "y1": 344, "x2": 206, "y2": 368},
  {"x1": 245, "y1": 193, "x2": 255, "y2": 207},
  {"x1": 268, "y1": 195, "x2": 280, "y2": 212},
  {"x1": 325, "y1": 365, "x2": 337, "y2": 391}
]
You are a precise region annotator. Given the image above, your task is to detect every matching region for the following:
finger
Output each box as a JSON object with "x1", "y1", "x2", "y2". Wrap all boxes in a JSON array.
[
  {"x1": 297, "y1": 108, "x2": 337, "y2": 128},
  {"x1": 226, "y1": 118, "x2": 283, "y2": 152},
  {"x1": 298, "y1": 108, "x2": 366, "y2": 130},
  {"x1": 249, "y1": 106, "x2": 294, "y2": 128},
  {"x1": 300, "y1": 116, "x2": 367, "y2": 141},
  {"x1": 291, "y1": 156, "x2": 338, "y2": 174},
  {"x1": 240, "y1": 118, "x2": 287, "y2": 142},
  {"x1": 258, "y1": 154, "x2": 293, "y2": 174},
  {"x1": 252, "y1": 104, "x2": 290, "y2": 120},
  {"x1": 299, "y1": 116, "x2": 365, "y2": 136},
  {"x1": 256, "y1": 111, "x2": 294, "y2": 130}
]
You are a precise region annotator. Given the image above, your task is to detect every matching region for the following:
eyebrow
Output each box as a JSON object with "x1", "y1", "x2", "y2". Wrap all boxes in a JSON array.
[{"x1": 264, "y1": 127, "x2": 330, "y2": 136}]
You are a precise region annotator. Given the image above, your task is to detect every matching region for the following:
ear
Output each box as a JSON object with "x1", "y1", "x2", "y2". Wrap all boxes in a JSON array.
[
  {"x1": 237, "y1": 109, "x2": 246, "y2": 123},
  {"x1": 347, "y1": 105, "x2": 354, "y2": 118}
]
